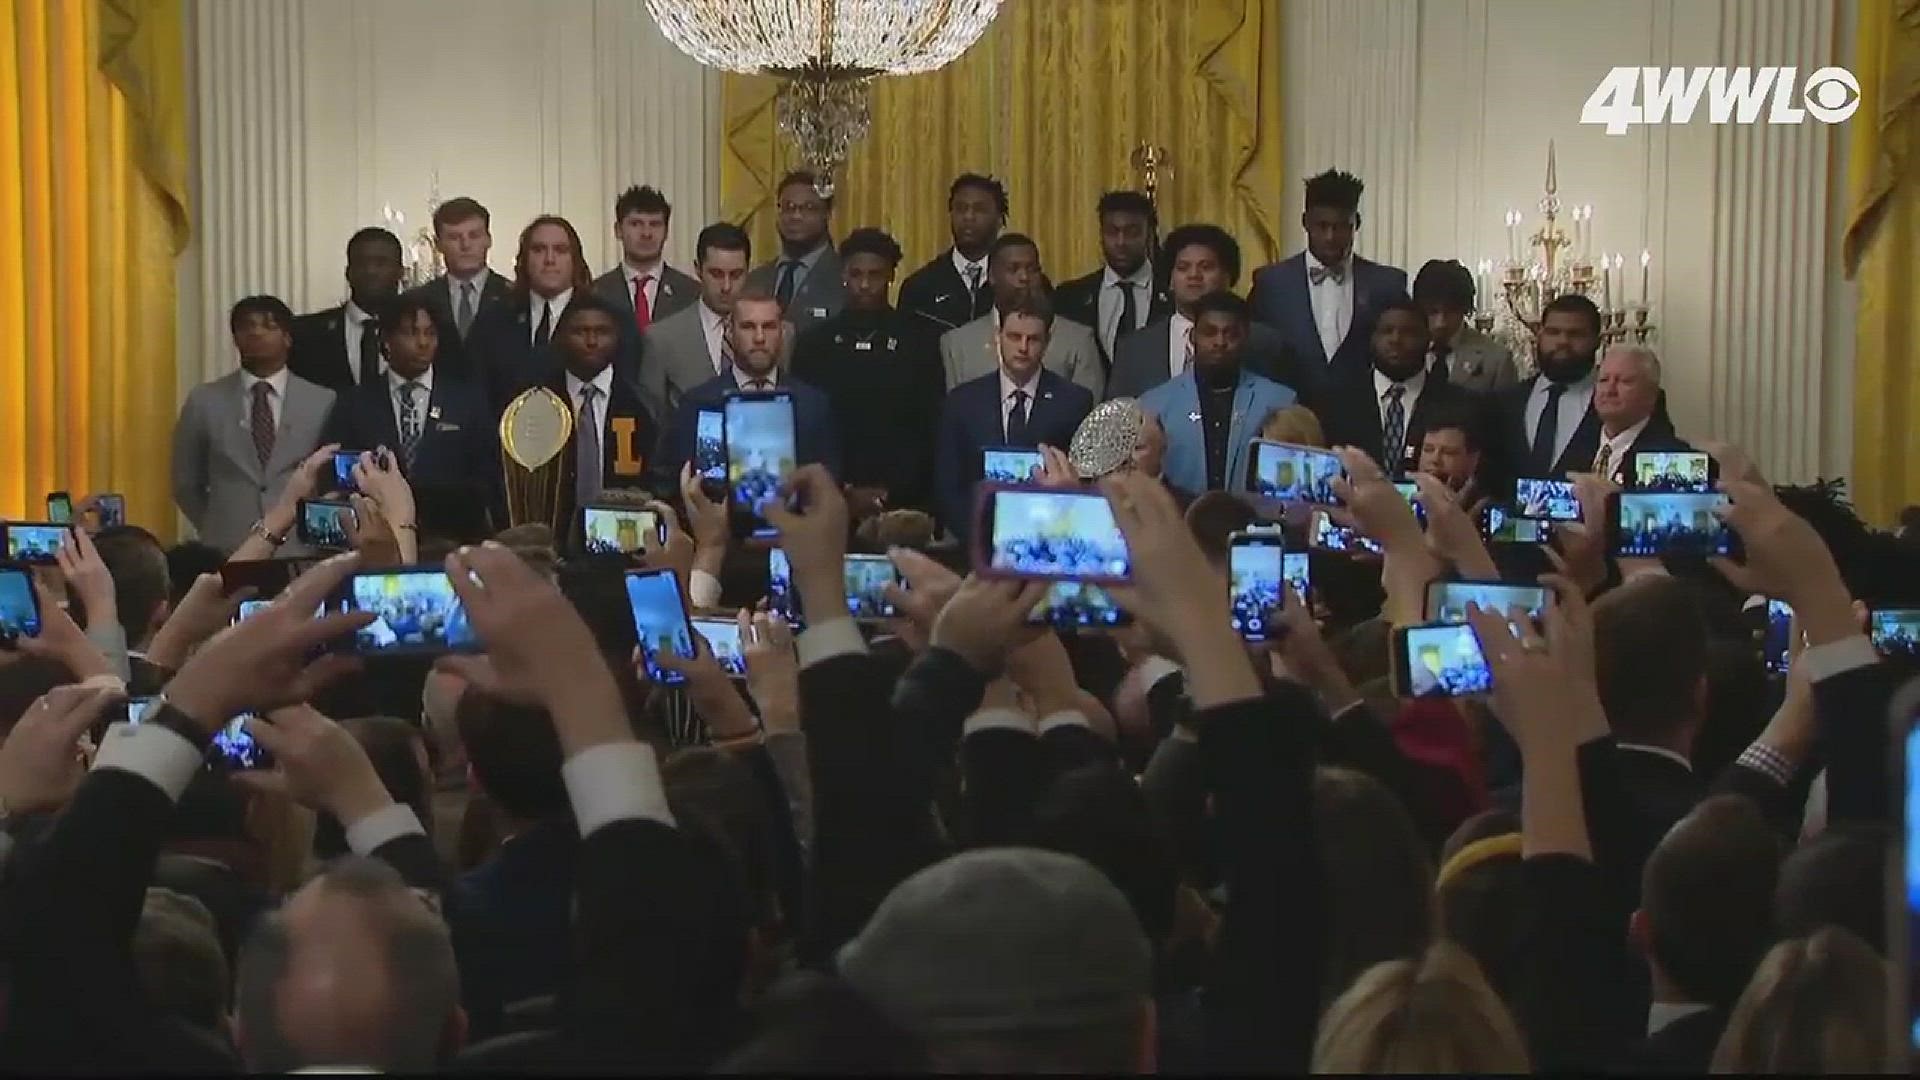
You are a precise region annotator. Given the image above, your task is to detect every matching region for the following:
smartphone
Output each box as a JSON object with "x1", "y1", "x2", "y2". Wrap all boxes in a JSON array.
[
  {"x1": 625, "y1": 568, "x2": 698, "y2": 685},
  {"x1": 1480, "y1": 504, "x2": 1556, "y2": 545},
  {"x1": 332, "y1": 450, "x2": 366, "y2": 494},
  {"x1": 1247, "y1": 439, "x2": 1345, "y2": 506},
  {"x1": 1284, "y1": 551, "x2": 1312, "y2": 605},
  {"x1": 1026, "y1": 581, "x2": 1132, "y2": 628},
  {"x1": 1391, "y1": 481, "x2": 1428, "y2": 529},
  {"x1": 983, "y1": 447, "x2": 1046, "y2": 485},
  {"x1": 692, "y1": 615, "x2": 748, "y2": 679},
  {"x1": 336, "y1": 567, "x2": 480, "y2": 656},
  {"x1": 296, "y1": 499, "x2": 357, "y2": 550},
  {"x1": 1513, "y1": 477, "x2": 1582, "y2": 522},
  {"x1": 844, "y1": 554, "x2": 901, "y2": 621},
  {"x1": 1228, "y1": 530, "x2": 1287, "y2": 642},
  {"x1": 93, "y1": 493, "x2": 127, "y2": 529},
  {"x1": 1628, "y1": 449, "x2": 1717, "y2": 493},
  {"x1": 725, "y1": 391, "x2": 798, "y2": 523},
  {"x1": 581, "y1": 504, "x2": 663, "y2": 557},
  {"x1": 1610, "y1": 492, "x2": 1741, "y2": 558},
  {"x1": 2, "y1": 522, "x2": 72, "y2": 564},
  {"x1": 1871, "y1": 605, "x2": 1920, "y2": 664},
  {"x1": 207, "y1": 716, "x2": 271, "y2": 771},
  {"x1": 1762, "y1": 599, "x2": 1795, "y2": 675},
  {"x1": 45, "y1": 492, "x2": 73, "y2": 524},
  {"x1": 976, "y1": 485, "x2": 1132, "y2": 583},
  {"x1": 694, "y1": 409, "x2": 728, "y2": 499},
  {"x1": 1309, "y1": 509, "x2": 1383, "y2": 555},
  {"x1": 1424, "y1": 579, "x2": 1551, "y2": 623},
  {"x1": 1391, "y1": 621, "x2": 1494, "y2": 698},
  {"x1": 233, "y1": 598, "x2": 274, "y2": 625},
  {"x1": 0, "y1": 566, "x2": 42, "y2": 646},
  {"x1": 1895, "y1": 679, "x2": 1920, "y2": 1059},
  {"x1": 767, "y1": 548, "x2": 804, "y2": 630}
]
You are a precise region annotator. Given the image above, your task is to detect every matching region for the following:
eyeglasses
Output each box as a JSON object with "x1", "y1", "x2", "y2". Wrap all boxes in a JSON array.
[{"x1": 777, "y1": 201, "x2": 827, "y2": 215}]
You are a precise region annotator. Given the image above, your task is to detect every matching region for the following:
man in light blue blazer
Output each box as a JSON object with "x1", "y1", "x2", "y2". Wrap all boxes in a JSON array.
[{"x1": 1137, "y1": 291, "x2": 1297, "y2": 499}]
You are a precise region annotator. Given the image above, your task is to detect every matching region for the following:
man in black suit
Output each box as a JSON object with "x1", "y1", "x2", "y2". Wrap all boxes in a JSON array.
[
  {"x1": 1495, "y1": 293, "x2": 1606, "y2": 485},
  {"x1": 1107, "y1": 223, "x2": 1304, "y2": 401},
  {"x1": 291, "y1": 227, "x2": 406, "y2": 393},
  {"x1": 323, "y1": 292, "x2": 503, "y2": 534},
  {"x1": 1591, "y1": 343, "x2": 1688, "y2": 485},
  {"x1": 1052, "y1": 190, "x2": 1173, "y2": 365},
  {"x1": 542, "y1": 293, "x2": 661, "y2": 533},
  {"x1": 934, "y1": 292, "x2": 1095, "y2": 538},
  {"x1": 898, "y1": 173, "x2": 1006, "y2": 334},
  {"x1": 467, "y1": 215, "x2": 598, "y2": 413},
  {"x1": 590, "y1": 184, "x2": 700, "y2": 338},
  {"x1": 1247, "y1": 169, "x2": 1408, "y2": 390},
  {"x1": 1593, "y1": 574, "x2": 1712, "y2": 859},
  {"x1": 413, "y1": 196, "x2": 512, "y2": 345},
  {"x1": 1316, "y1": 298, "x2": 1473, "y2": 478}
]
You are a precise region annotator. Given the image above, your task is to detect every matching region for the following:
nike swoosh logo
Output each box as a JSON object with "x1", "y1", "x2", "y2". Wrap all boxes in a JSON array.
[{"x1": 934, "y1": 293, "x2": 951, "y2": 303}]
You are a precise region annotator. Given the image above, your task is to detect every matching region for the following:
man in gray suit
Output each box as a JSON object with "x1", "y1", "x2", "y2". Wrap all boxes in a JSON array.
[
  {"x1": 940, "y1": 232, "x2": 1104, "y2": 399},
  {"x1": 1411, "y1": 258, "x2": 1518, "y2": 393},
  {"x1": 744, "y1": 170, "x2": 845, "y2": 334},
  {"x1": 590, "y1": 184, "x2": 700, "y2": 337},
  {"x1": 639, "y1": 221, "x2": 793, "y2": 422},
  {"x1": 171, "y1": 295, "x2": 337, "y2": 553}
]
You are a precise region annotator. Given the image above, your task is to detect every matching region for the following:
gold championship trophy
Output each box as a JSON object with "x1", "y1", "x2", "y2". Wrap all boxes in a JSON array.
[{"x1": 499, "y1": 388, "x2": 575, "y2": 531}]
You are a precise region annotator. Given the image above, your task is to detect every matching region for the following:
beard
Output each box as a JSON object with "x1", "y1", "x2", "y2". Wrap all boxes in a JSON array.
[{"x1": 1537, "y1": 348, "x2": 1596, "y2": 384}]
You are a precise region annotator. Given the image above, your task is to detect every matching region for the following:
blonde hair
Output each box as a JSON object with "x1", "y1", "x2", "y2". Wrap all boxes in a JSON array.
[
  {"x1": 1709, "y1": 927, "x2": 1894, "y2": 1074},
  {"x1": 1312, "y1": 942, "x2": 1530, "y2": 1074},
  {"x1": 1261, "y1": 404, "x2": 1326, "y2": 447}
]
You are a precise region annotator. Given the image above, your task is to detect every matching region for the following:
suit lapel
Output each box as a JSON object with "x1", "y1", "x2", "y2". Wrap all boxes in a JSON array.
[
  {"x1": 218, "y1": 375, "x2": 266, "y2": 481},
  {"x1": 264, "y1": 380, "x2": 314, "y2": 476},
  {"x1": 1283, "y1": 258, "x2": 1328, "y2": 367},
  {"x1": 374, "y1": 380, "x2": 404, "y2": 452},
  {"x1": 1225, "y1": 376, "x2": 1256, "y2": 487}
]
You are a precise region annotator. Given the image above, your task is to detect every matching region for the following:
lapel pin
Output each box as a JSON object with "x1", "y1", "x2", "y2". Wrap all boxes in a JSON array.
[
  {"x1": 886, "y1": 337, "x2": 897, "y2": 350},
  {"x1": 428, "y1": 405, "x2": 442, "y2": 420},
  {"x1": 1187, "y1": 411, "x2": 1201, "y2": 423}
]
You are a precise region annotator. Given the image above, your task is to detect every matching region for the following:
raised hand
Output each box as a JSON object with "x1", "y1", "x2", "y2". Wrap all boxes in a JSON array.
[
  {"x1": 346, "y1": 494, "x2": 404, "y2": 567},
  {"x1": 54, "y1": 527, "x2": 118, "y2": 633},
  {"x1": 740, "y1": 610, "x2": 799, "y2": 736},
  {"x1": 642, "y1": 499, "x2": 697, "y2": 595},
  {"x1": 763, "y1": 465, "x2": 850, "y2": 626},
  {"x1": 1412, "y1": 472, "x2": 1496, "y2": 579},
  {"x1": 1544, "y1": 471, "x2": 1619, "y2": 596},
  {"x1": 930, "y1": 575, "x2": 1050, "y2": 676},
  {"x1": 652, "y1": 628, "x2": 758, "y2": 741},
  {"x1": 17, "y1": 579, "x2": 114, "y2": 680},
  {"x1": 679, "y1": 463, "x2": 730, "y2": 554},
  {"x1": 0, "y1": 684, "x2": 119, "y2": 815},
  {"x1": 1462, "y1": 573, "x2": 1603, "y2": 753},
  {"x1": 1708, "y1": 479, "x2": 1855, "y2": 646},
  {"x1": 235, "y1": 705, "x2": 394, "y2": 825},
  {"x1": 1327, "y1": 447, "x2": 1425, "y2": 555},
  {"x1": 144, "y1": 573, "x2": 252, "y2": 673},
  {"x1": 884, "y1": 547, "x2": 963, "y2": 652},
  {"x1": 1037, "y1": 444, "x2": 1080, "y2": 489}
]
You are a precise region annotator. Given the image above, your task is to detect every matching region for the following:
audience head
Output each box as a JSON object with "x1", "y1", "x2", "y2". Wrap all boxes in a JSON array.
[
  {"x1": 1314, "y1": 766, "x2": 1434, "y2": 1006},
  {"x1": 1536, "y1": 293, "x2": 1603, "y2": 383},
  {"x1": 947, "y1": 173, "x2": 1008, "y2": 256},
  {"x1": 92, "y1": 524, "x2": 171, "y2": 648},
  {"x1": 235, "y1": 857, "x2": 464, "y2": 1072},
  {"x1": 1189, "y1": 290, "x2": 1251, "y2": 376},
  {"x1": 167, "y1": 541, "x2": 226, "y2": 605},
  {"x1": 1260, "y1": 403, "x2": 1327, "y2": 447},
  {"x1": 988, "y1": 232, "x2": 1044, "y2": 306},
  {"x1": 1417, "y1": 405, "x2": 1483, "y2": 492},
  {"x1": 1773, "y1": 824, "x2": 1887, "y2": 952},
  {"x1": 1434, "y1": 825, "x2": 1526, "y2": 1007},
  {"x1": 431, "y1": 196, "x2": 493, "y2": 278},
  {"x1": 551, "y1": 294, "x2": 623, "y2": 380},
  {"x1": 1709, "y1": 926, "x2": 1892, "y2": 1073},
  {"x1": 835, "y1": 847, "x2": 1154, "y2": 1072},
  {"x1": 721, "y1": 970, "x2": 927, "y2": 1072},
  {"x1": 512, "y1": 215, "x2": 592, "y2": 300},
  {"x1": 344, "y1": 227, "x2": 404, "y2": 311},
  {"x1": 728, "y1": 286, "x2": 786, "y2": 378},
  {"x1": 378, "y1": 293, "x2": 441, "y2": 381},
  {"x1": 1301, "y1": 168, "x2": 1365, "y2": 267},
  {"x1": 1032, "y1": 764, "x2": 1179, "y2": 943},
  {"x1": 1593, "y1": 575, "x2": 1710, "y2": 751},
  {"x1": 1163, "y1": 223, "x2": 1242, "y2": 309},
  {"x1": 838, "y1": 227, "x2": 903, "y2": 312},
  {"x1": 1369, "y1": 298, "x2": 1430, "y2": 382},
  {"x1": 613, "y1": 183, "x2": 672, "y2": 267},
  {"x1": 1634, "y1": 795, "x2": 1781, "y2": 1009},
  {"x1": 135, "y1": 887, "x2": 230, "y2": 1036},
  {"x1": 1095, "y1": 190, "x2": 1156, "y2": 277},
  {"x1": 694, "y1": 221, "x2": 753, "y2": 314},
  {"x1": 1311, "y1": 943, "x2": 1530, "y2": 1073},
  {"x1": 995, "y1": 291, "x2": 1053, "y2": 383},
  {"x1": 1184, "y1": 490, "x2": 1259, "y2": 570},
  {"x1": 1595, "y1": 343, "x2": 1663, "y2": 436},
  {"x1": 228, "y1": 295, "x2": 296, "y2": 371},
  {"x1": 453, "y1": 687, "x2": 571, "y2": 827},
  {"x1": 773, "y1": 170, "x2": 832, "y2": 253},
  {"x1": 663, "y1": 747, "x2": 782, "y2": 934},
  {"x1": 1411, "y1": 258, "x2": 1476, "y2": 346}
]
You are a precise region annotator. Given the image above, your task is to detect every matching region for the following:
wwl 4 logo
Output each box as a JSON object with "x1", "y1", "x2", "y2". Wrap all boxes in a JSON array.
[{"x1": 1582, "y1": 67, "x2": 1861, "y2": 134}]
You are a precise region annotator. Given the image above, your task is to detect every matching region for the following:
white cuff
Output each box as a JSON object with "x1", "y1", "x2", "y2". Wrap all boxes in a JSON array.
[
  {"x1": 1329, "y1": 699, "x2": 1369, "y2": 724},
  {"x1": 562, "y1": 741, "x2": 675, "y2": 837},
  {"x1": 1800, "y1": 634, "x2": 1879, "y2": 684},
  {"x1": 344, "y1": 802, "x2": 425, "y2": 855},
  {"x1": 91, "y1": 720, "x2": 204, "y2": 803},
  {"x1": 796, "y1": 617, "x2": 866, "y2": 670},
  {"x1": 690, "y1": 568, "x2": 723, "y2": 610},
  {"x1": 1037, "y1": 710, "x2": 1092, "y2": 735},
  {"x1": 1169, "y1": 724, "x2": 1200, "y2": 744},
  {"x1": 1138, "y1": 657, "x2": 1183, "y2": 692},
  {"x1": 963, "y1": 707, "x2": 1036, "y2": 736}
]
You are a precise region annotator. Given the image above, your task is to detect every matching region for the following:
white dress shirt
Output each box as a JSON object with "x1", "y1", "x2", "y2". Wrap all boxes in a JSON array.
[
  {"x1": 239, "y1": 365, "x2": 290, "y2": 432},
  {"x1": 1373, "y1": 367, "x2": 1427, "y2": 434},
  {"x1": 624, "y1": 260, "x2": 662, "y2": 316},
  {"x1": 529, "y1": 288, "x2": 574, "y2": 346},
  {"x1": 951, "y1": 248, "x2": 988, "y2": 293},
  {"x1": 342, "y1": 301, "x2": 378, "y2": 384},
  {"x1": 1523, "y1": 372, "x2": 1597, "y2": 467},
  {"x1": 1306, "y1": 252, "x2": 1355, "y2": 360},
  {"x1": 1646, "y1": 1001, "x2": 1712, "y2": 1036},
  {"x1": 388, "y1": 366, "x2": 435, "y2": 439},
  {"x1": 730, "y1": 365, "x2": 778, "y2": 392},
  {"x1": 566, "y1": 365, "x2": 615, "y2": 442},
  {"x1": 998, "y1": 367, "x2": 1042, "y2": 441},
  {"x1": 1593, "y1": 415, "x2": 1651, "y2": 476},
  {"x1": 1167, "y1": 312, "x2": 1194, "y2": 380},
  {"x1": 1097, "y1": 262, "x2": 1156, "y2": 358},
  {"x1": 774, "y1": 243, "x2": 830, "y2": 300},
  {"x1": 699, "y1": 301, "x2": 730, "y2": 373}
]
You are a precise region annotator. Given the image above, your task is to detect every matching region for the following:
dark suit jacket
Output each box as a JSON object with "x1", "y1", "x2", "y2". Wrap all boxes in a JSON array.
[
  {"x1": 290, "y1": 305, "x2": 384, "y2": 393},
  {"x1": 591, "y1": 263, "x2": 701, "y2": 326},
  {"x1": 1107, "y1": 318, "x2": 1308, "y2": 403},
  {"x1": 934, "y1": 368, "x2": 1094, "y2": 538},
  {"x1": 1496, "y1": 375, "x2": 1603, "y2": 485},
  {"x1": 1622, "y1": 1007, "x2": 1729, "y2": 1075},
  {"x1": 1315, "y1": 368, "x2": 1475, "y2": 476},
  {"x1": 747, "y1": 246, "x2": 845, "y2": 334},
  {"x1": 322, "y1": 369, "x2": 504, "y2": 530},
  {"x1": 539, "y1": 365, "x2": 663, "y2": 529},
  {"x1": 451, "y1": 819, "x2": 580, "y2": 1042},
  {"x1": 1052, "y1": 267, "x2": 1174, "y2": 364},
  {"x1": 1247, "y1": 253, "x2": 1408, "y2": 389},
  {"x1": 897, "y1": 248, "x2": 994, "y2": 334},
  {"x1": 658, "y1": 373, "x2": 842, "y2": 485},
  {"x1": 413, "y1": 270, "x2": 512, "y2": 340}
]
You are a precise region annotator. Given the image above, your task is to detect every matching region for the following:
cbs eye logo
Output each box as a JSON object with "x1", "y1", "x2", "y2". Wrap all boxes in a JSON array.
[{"x1": 1801, "y1": 67, "x2": 1861, "y2": 123}]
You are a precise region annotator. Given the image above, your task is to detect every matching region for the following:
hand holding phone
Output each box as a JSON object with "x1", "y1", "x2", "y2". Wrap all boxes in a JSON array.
[
  {"x1": 1627, "y1": 450, "x2": 1717, "y2": 493},
  {"x1": 983, "y1": 447, "x2": 1046, "y2": 485},
  {"x1": 45, "y1": 492, "x2": 73, "y2": 524},
  {"x1": 844, "y1": 554, "x2": 902, "y2": 621},
  {"x1": 1392, "y1": 622, "x2": 1493, "y2": 697},
  {"x1": 625, "y1": 568, "x2": 699, "y2": 684},
  {"x1": 0, "y1": 567, "x2": 43, "y2": 646},
  {"x1": 977, "y1": 486, "x2": 1132, "y2": 583},
  {"x1": 581, "y1": 505, "x2": 664, "y2": 557},
  {"x1": 1610, "y1": 491, "x2": 1740, "y2": 558},
  {"x1": 725, "y1": 391, "x2": 799, "y2": 525},
  {"x1": 2, "y1": 522, "x2": 74, "y2": 565},
  {"x1": 1247, "y1": 440, "x2": 1345, "y2": 506},
  {"x1": 337, "y1": 568, "x2": 480, "y2": 656},
  {"x1": 297, "y1": 499, "x2": 358, "y2": 550},
  {"x1": 1228, "y1": 530, "x2": 1287, "y2": 642},
  {"x1": 691, "y1": 616, "x2": 748, "y2": 679}
]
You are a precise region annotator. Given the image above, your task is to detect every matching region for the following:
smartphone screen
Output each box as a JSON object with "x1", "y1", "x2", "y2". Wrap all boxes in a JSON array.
[
  {"x1": 1901, "y1": 686, "x2": 1920, "y2": 1056},
  {"x1": 692, "y1": 615, "x2": 748, "y2": 679},
  {"x1": 297, "y1": 499, "x2": 356, "y2": 550},
  {"x1": 1762, "y1": 599, "x2": 1795, "y2": 675},
  {"x1": 1025, "y1": 581, "x2": 1131, "y2": 628},
  {"x1": 844, "y1": 554, "x2": 900, "y2": 621},
  {"x1": 767, "y1": 548, "x2": 803, "y2": 630},
  {"x1": 983, "y1": 447, "x2": 1046, "y2": 485},
  {"x1": 333, "y1": 451, "x2": 365, "y2": 493},
  {"x1": 695, "y1": 410, "x2": 727, "y2": 486},
  {"x1": 1247, "y1": 440, "x2": 1345, "y2": 506},
  {"x1": 1390, "y1": 481, "x2": 1428, "y2": 528},
  {"x1": 1872, "y1": 606, "x2": 1920, "y2": 664},
  {"x1": 1309, "y1": 509, "x2": 1383, "y2": 555},
  {"x1": 0, "y1": 567, "x2": 42, "y2": 645},
  {"x1": 1229, "y1": 532, "x2": 1286, "y2": 642},
  {"x1": 626, "y1": 568, "x2": 697, "y2": 685},
  {"x1": 1425, "y1": 580, "x2": 1550, "y2": 623},
  {"x1": 725, "y1": 392, "x2": 798, "y2": 521},
  {"x1": 45, "y1": 492, "x2": 73, "y2": 524},
  {"x1": 1630, "y1": 450, "x2": 1716, "y2": 493},
  {"x1": 1284, "y1": 551, "x2": 1311, "y2": 604},
  {"x1": 94, "y1": 493, "x2": 127, "y2": 529},
  {"x1": 978, "y1": 486, "x2": 1132, "y2": 583},
  {"x1": 1394, "y1": 622, "x2": 1494, "y2": 698},
  {"x1": 1514, "y1": 478, "x2": 1582, "y2": 522},
  {"x1": 338, "y1": 568, "x2": 479, "y2": 656},
  {"x1": 3, "y1": 522, "x2": 71, "y2": 564},
  {"x1": 233, "y1": 598, "x2": 274, "y2": 625},
  {"x1": 1480, "y1": 504, "x2": 1555, "y2": 545},
  {"x1": 207, "y1": 716, "x2": 271, "y2": 771},
  {"x1": 581, "y1": 505, "x2": 662, "y2": 556},
  {"x1": 1612, "y1": 492, "x2": 1739, "y2": 558}
]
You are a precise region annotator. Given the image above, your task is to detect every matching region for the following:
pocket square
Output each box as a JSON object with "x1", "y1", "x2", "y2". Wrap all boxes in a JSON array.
[{"x1": 433, "y1": 421, "x2": 462, "y2": 432}]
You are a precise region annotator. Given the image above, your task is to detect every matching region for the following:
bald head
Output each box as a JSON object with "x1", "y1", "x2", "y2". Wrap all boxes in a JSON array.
[{"x1": 1595, "y1": 344, "x2": 1662, "y2": 435}]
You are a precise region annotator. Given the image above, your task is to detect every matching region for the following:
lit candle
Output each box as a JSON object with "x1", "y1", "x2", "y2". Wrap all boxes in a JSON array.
[
  {"x1": 1476, "y1": 259, "x2": 1491, "y2": 308},
  {"x1": 1639, "y1": 250, "x2": 1651, "y2": 307},
  {"x1": 1602, "y1": 254, "x2": 1613, "y2": 312},
  {"x1": 1505, "y1": 210, "x2": 1519, "y2": 263}
]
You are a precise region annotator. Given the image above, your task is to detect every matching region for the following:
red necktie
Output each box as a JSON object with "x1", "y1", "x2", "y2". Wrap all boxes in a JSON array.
[{"x1": 632, "y1": 274, "x2": 652, "y2": 331}]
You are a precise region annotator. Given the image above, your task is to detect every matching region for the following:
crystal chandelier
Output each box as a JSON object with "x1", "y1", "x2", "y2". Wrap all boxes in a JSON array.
[{"x1": 645, "y1": 0, "x2": 1003, "y2": 196}]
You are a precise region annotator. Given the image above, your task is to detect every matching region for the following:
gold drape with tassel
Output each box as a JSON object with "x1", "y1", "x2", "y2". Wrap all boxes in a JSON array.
[{"x1": 721, "y1": 0, "x2": 1282, "y2": 281}]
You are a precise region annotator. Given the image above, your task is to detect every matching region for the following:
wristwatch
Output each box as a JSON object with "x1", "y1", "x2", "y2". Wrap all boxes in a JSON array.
[
  {"x1": 135, "y1": 695, "x2": 215, "y2": 752},
  {"x1": 249, "y1": 519, "x2": 290, "y2": 547}
]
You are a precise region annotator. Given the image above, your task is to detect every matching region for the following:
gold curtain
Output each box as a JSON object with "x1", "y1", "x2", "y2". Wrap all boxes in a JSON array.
[
  {"x1": 720, "y1": 0, "x2": 1282, "y2": 282},
  {"x1": 1, "y1": 0, "x2": 188, "y2": 535},
  {"x1": 1844, "y1": 0, "x2": 1920, "y2": 525}
]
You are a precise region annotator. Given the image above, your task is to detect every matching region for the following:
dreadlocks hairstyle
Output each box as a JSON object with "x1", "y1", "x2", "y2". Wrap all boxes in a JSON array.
[{"x1": 1304, "y1": 169, "x2": 1366, "y2": 214}]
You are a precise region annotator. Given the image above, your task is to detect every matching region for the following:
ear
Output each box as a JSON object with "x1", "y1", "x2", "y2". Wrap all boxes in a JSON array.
[{"x1": 1628, "y1": 907, "x2": 1651, "y2": 957}]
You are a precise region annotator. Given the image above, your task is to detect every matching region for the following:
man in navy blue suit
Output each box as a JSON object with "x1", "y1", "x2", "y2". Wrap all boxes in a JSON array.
[
  {"x1": 659, "y1": 285, "x2": 841, "y2": 483},
  {"x1": 324, "y1": 292, "x2": 502, "y2": 537},
  {"x1": 935, "y1": 293, "x2": 1095, "y2": 539},
  {"x1": 1247, "y1": 169, "x2": 1407, "y2": 394}
]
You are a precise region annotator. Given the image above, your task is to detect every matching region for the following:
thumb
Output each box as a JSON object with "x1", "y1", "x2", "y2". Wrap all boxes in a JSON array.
[
  {"x1": 433, "y1": 654, "x2": 500, "y2": 696},
  {"x1": 241, "y1": 715, "x2": 291, "y2": 758}
]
